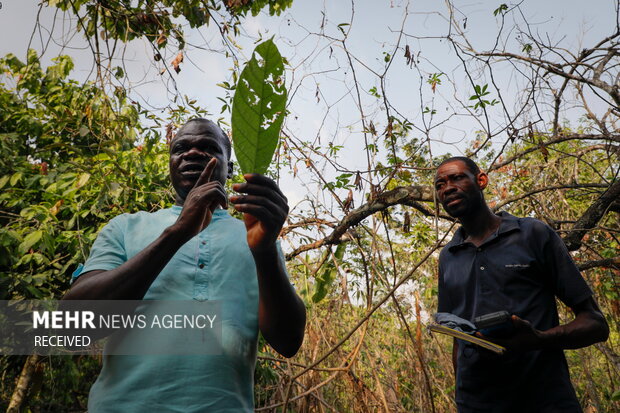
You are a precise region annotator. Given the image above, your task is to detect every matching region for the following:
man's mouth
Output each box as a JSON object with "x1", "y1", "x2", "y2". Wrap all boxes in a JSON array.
[
  {"x1": 180, "y1": 163, "x2": 206, "y2": 178},
  {"x1": 445, "y1": 197, "x2": 463, "y2": 207}
]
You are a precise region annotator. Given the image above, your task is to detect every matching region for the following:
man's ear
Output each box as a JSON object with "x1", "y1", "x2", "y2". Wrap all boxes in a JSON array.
[
  {"x1": 227, "y1": 161, "x2": 234, "y2": 179},
  {"x1": 477, "y1": 171, "x2": 489, "y2": 190}
]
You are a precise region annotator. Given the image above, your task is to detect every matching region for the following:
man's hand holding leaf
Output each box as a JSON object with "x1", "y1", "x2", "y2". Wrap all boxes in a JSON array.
[{"x1": 230, "y1": 174, "x2": 288, "y2": 255}]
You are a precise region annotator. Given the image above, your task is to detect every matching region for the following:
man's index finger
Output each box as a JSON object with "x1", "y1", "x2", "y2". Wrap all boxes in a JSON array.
[{"x1": 193, "y1": 158, "x2": 217, "y2": 189}]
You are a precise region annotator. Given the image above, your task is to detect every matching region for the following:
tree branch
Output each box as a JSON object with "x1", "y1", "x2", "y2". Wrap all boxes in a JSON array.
[
  {"x1": 577, "y1": 256, "x2": 620, "y2": 271},
  {"x1": 281, "y1": 218, "x2": 336, "y2": 237},
  {"x1": 489, "y1": 134, "x2": 620, "y2": 171},
  {"x1": 477, "y1": 48, "x2": 620, "y2": 106},
  {"x1": 492, "y1": 183, "x2": 610, "y2": 211},
  {"x1": 563, "y1": 179, "x2": 620, "y2": 251},
  {"x1": 285, "y1": 185, "x2": 434, "y2": 259}
]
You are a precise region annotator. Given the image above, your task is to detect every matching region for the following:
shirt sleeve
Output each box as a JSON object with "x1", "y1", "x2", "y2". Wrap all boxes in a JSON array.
[
  {"x1": 536, "y1": 221, "x2": 593, "y2": 308},
  {"x1": 72, "y1": 215, "x2": 128, "y2": 282},
  {"x1": 437, "y1": 255, "x2": 452, "y2": 313}
]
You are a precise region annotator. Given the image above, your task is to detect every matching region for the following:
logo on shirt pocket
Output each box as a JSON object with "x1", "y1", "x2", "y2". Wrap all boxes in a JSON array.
[{"x1": 504, "y1": 264, "x2": 530, "y2": 268}]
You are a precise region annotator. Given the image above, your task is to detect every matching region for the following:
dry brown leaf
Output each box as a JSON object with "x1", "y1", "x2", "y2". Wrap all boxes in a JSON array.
[
  {"x1": 540, "y1": 144, "x2": 549, "y2": 162},
  {"x1": 403, "y1": 211, "x2": 410, "y2": 233},
  {"x1": 166, "y1": 123, "x2": 174, "y2": 146},
  {"x1": 354, "y1": 171, "x2": 362, "y2": 191},
  {"x1": 50, "y1": 199, "x2": 64, "y2": 216},
  {"x1": 343, "y1": 189, "x2": 354, "y2": 212},
  {"x1": 171, "y1": 52, "x2": 183, "y2": 74},
  {"x1": 404, "y1": 44, "x2": 412, "y2": 65}
]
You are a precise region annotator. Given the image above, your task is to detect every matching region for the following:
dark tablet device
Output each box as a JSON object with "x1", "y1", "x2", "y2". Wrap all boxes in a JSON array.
[{"x1": 474, "y1": 311, "x2": 514, "y2": 338}]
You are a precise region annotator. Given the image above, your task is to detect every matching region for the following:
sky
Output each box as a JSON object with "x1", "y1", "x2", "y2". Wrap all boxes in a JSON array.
[{"x1": 0, "y1": 0, "x2": 617, "y2": 209}]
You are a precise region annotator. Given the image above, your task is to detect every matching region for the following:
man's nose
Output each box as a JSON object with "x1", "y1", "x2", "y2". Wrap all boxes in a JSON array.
[
  {"x1": 184, "y1": 147, "x2": 210, "y2": 159},
  {"x1": 442, "y1": 182, "x2": 457, "y2": 195}
]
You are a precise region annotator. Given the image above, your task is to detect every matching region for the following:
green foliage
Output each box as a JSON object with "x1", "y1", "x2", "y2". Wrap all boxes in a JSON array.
[
  {"x1": 228, "y1": 0, "x2": 293, "y2": 16},
  {"x1": 469, "y1": 83, "x2": 498, "y2": 110},
  {"x1": 493, "y1": 4, "x2": 508, "y2": 16},
  {"x1": 48, "y1": 0, "x2": 196, "y2": 49},
  {"x1": 324, "y1": 173, "x2": 354, "y2": 190},
  {"x1": 0, "y1": 49, "x2": 178, "y2": 411},
  {"x1": 0, "y1": 50, "x2": 170, "y2": 301},
  {"x1": 254, "y1": 335, "x2": 282, "y2": 406},
  {"x1": 312, "y1": 244, "x2": 345, "y2": 303},
  {"x1": 231, "y1": 39, "x2": 287, "y2": 175},
  {"x1": 337, "y1": 22, "x2": 350, "y2": 35},
  {"x1": 45, "y1": 0, "x2": 294, "y2": 51},
  {"x1": 427, "y1": 72, "x2": 443, "y2": 92},
  {"x1": 0, "y1": 355, "x2": 101, "y2": 411},
  {"x1": 0, "y1": 50, "x2": 141, "y2": 166}
]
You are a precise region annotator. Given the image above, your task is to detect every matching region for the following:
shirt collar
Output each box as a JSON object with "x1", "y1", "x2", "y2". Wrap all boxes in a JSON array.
[
  {"x1": 169, "y1": 205, "x2": 228, "y2": 220},
  {"x1": 446, "y1": 211, "x2": 520, "y2": 251},
  {"x1": 495, "y1": 211, "x2": 520, "y2": 234}
]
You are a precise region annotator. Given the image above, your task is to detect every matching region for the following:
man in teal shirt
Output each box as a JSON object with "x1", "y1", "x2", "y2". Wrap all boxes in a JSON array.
[{"x1": 64, "y1": 118, "x2": 306, "y2": 412}]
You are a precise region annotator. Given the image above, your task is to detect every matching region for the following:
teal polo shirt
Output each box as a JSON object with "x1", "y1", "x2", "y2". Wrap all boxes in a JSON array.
[{"x1": 75, "y1": 206, "x2": 265, "y2": 412}]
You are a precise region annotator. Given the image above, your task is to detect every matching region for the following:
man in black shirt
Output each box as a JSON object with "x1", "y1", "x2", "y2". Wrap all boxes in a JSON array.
[{"x1": 435, "y1": 156, "x2": 609, "y2": 412}]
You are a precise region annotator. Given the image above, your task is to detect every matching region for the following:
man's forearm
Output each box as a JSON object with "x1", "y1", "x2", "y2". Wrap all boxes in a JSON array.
[
  {"x1": 255, "y1": 246, "x2": 306, "y2": 358},
  {"x1": 492, "y1": 298, "x2": 610, "y2": 352},
  {"x1": 63, "y1": 224, "x2": 190, "y2": 301},
  {"x1": 538, "y1": 308, "x2": 609, "y2": 350}
]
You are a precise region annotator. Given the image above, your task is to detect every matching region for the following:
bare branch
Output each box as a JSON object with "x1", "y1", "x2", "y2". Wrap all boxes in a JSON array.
[
  {"x1": 490, "y1": 134, "x2": 620, "y2": 172},
  {"x1": 477, "y1": 49, "x2": 620, "y2": 106},
  {"x1": 577, "y1": 256, "x2": 620, "y2": 271},
  {"x1": 563, "y1": 179, "x2": 620, "y2": 251},
  {"x1": 286, "y1": 185, "x2": 434, "y2": 259}
]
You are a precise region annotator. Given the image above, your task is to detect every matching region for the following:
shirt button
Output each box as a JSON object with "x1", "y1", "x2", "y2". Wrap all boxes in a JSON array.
[
  {"x1": 480, "y1": 266, "x2": 485, "y2": 270},
  {"x1": 201, "y1": 241, "x2": 206, "y2": 245},
  {"x1": 477, "y1": 248, "x2": 482, "y2": 252},
  {"x1": 199, "y1": 263, "x2": 205, "y2": 269}
]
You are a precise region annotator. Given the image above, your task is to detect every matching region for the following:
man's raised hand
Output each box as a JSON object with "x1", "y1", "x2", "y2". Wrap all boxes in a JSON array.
[
  {"x1": 230, "y1": 174, "x2": 288, "y2": 254},
  {"x1": 174, "y1": 158, "x2": 228, "y2": 240}
]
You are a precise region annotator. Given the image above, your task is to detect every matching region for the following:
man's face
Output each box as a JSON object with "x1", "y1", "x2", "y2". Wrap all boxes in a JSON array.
[
  {"x1": 434, "y1": 160, "x2": 486, "y2": 218},
  {"x1": 169, "y1": 120, "x2": 233, "y2": 204}
]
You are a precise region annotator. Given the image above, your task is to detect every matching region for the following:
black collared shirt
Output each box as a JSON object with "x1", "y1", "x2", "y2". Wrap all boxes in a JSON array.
[{"x1": 438, "y1": 212, "x2": 591, "y2": 412}]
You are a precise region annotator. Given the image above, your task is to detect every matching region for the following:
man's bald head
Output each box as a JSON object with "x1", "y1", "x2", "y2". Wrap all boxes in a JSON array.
[{"x1": 173, "y1": 118, "x2": 232, "y2": 158}]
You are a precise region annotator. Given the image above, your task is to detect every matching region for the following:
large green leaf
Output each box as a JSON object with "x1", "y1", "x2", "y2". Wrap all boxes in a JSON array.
[{"x1": 232, "y1": 38, "x2": 287, "y2": 175}]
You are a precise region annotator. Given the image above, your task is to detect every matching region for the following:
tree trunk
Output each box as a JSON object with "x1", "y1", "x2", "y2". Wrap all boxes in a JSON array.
[{"x1": 6, "y1": 354, "x2": 40, "y2": 413}]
